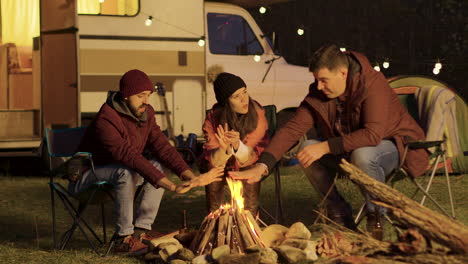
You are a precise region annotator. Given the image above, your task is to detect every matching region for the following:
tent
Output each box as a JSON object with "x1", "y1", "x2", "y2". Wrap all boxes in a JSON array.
[{"x1": 388, "y1": 75, "x2": 468, "y2": 173}]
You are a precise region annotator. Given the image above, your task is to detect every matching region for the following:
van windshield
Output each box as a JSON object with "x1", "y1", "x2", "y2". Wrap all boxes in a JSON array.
[{"x1": 207, "y1": 13, "x2": 264, "y2": 56}]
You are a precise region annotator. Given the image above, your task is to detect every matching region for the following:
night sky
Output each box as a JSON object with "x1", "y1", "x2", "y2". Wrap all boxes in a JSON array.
[{"x1": 245, "y1": 0, "x2": 467, "y2": 100}]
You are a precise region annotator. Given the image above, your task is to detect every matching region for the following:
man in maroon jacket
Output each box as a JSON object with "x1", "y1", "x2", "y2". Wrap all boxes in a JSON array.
[
  {"x1": 71, "y1": 69, "x2": 223, "y2": 253},
  {"x1": 231, "y1": 45, "x2": 428, "y2": 239}
]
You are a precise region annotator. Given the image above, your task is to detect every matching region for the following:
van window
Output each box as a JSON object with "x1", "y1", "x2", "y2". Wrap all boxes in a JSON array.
[
  {"x1": 207, "y1": 13, "x2": 264, "y2": 55},
  {"x1": 78, "y1": 0, "x2": 139, "y2": 16}
]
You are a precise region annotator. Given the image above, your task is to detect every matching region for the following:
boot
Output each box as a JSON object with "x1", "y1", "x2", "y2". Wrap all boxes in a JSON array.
[{"x1": 303, "y1": 162, "x2": 355, "y2": 230}]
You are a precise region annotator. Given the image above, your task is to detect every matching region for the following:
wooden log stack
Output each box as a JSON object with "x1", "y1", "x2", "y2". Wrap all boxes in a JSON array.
[{"x1": 189, "y1": 206, "x2": 265, "y2": 255}]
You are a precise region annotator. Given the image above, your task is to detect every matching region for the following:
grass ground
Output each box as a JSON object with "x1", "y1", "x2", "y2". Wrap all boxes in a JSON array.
[{"x1": 0, "y1": 163, "x2": 466, "y2": 263}]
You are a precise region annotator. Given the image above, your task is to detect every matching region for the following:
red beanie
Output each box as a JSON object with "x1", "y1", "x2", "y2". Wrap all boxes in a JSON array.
[{"x1": 119, "y1": 69, "x2": 154, "y2": 98}]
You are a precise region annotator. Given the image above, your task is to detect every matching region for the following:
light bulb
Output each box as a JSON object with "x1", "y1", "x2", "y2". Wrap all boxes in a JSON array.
[
  {"x1": 253, "y1": 55, "x2": 261, "y2": 62},
  {"x1": 435, "y1": 62, "x2": 442, "y2": 70},
  {"x1": 297, "y1": 28, "x2": 304, "y2": 36},
  {"x1": 198, "y1": 38, "x2": 205, "y2": 47},
  {"x1": 374, "y1": 65, "x2": 381, "y2": 72},
  {"x1": 99, "y1": 0, "x2": 105, "y2": 3},
  {"x1": 145, "y1": 16, "x2": 153, "y2": 26},
  {"x1": 433, "y1": 67, "x2": 440, "y2": 75},
  {"x1": 259, "y1": 7, "x2": 267, "y2": 14},
  {"x1": 383, "y1": 61, "x2": 390, "y2": 69},
  {"x1": 339, "y1": 47, "x2": 346, "y2": 52}
]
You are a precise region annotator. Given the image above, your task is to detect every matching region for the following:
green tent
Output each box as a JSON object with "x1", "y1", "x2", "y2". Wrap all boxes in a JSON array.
[{"x1": 388, "y1": 75, "x2": 468, "y2": 173}]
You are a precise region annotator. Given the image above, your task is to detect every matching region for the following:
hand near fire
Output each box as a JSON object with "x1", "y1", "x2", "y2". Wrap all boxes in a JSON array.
[
  {"x1": 228, "y1": 164, "x2": 264, "y2": 184},
  {"x1": 193, "y1": 167, "x2": 225, "y2": 187}
]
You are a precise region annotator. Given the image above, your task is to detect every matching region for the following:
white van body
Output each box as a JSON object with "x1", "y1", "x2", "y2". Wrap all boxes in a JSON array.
[
  {"x1": 0, "y1": 0, "x2": 312, "y2": 153},
  {"x1": 78, "y1": 0, "x2": 312, "y2": 136}
]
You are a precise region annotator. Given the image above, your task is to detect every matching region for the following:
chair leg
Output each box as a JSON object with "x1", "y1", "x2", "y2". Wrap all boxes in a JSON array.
[
  {"x1": 420, "y1": 155, "x2": 441, "y2": 206},
  {"x1": 354, "y1": 203, "x2": 366, "y2": 224},
  {"x1": 274, "y1": 165, "x2": 284, "y2": 224},
  {"x1": 411, "y1": 178, "x2": 452, "y2": 217},
  {"x1": 442, "y1": 154, "x2": 455, "y2": 218},
  {"x1": 102, "y1": 203, "x2": 107, "y2": 244},
  {"x1": 104, "y1": 233, "x2": 119, "y2": 257},
  {"x1": 57, "y1": 189, "x2": 103, "y2": 254},
  {"x1": 50, "y1": 184, "x2": 57, "y2": 249}
]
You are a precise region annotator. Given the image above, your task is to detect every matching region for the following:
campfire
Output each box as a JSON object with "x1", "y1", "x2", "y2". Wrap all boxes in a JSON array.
[{"x1": 188, "y1": 178, "x2": 266, "y2": 255}]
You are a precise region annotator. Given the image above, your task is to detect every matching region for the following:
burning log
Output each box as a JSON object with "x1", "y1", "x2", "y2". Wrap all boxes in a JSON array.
[
  {"x1": 340, "y1": 159, "x2": 468, "y2": 254},
  {"x1": 190, "y1": 178, "x2": 267, "y2": 255},
  {"x1": 217, "y1": 209, "x2": 229, "y2": 246}
]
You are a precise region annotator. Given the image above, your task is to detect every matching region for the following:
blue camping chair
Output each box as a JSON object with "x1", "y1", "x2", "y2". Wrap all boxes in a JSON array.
[{"x1": 45, "y1": 126, "x2": 113, "y2": 254}]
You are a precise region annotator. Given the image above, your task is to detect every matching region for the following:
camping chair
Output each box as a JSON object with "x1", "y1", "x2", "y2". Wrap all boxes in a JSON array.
[
  {"x1": 354, "y1": 84, "x2": 459, "y2": 224},
  {"x1": 258, "y1": 104, "x2": 284, "y2": 224},
  {"x1": 45, "y1": 127, "x2": 113, "y2": 254}
]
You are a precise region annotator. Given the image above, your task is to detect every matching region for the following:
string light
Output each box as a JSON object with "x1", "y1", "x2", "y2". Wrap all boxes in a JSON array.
[
  {"x1": 435, "y1": 61, "x2": 442, "y2": 70},
  {"x1": 198, "y1": 36, "x2": 206, "y2": 47},
  {"x1": 433, "y1": 67, "x2": 440, "y2": 75},
  {"x1": 373, "y1": 63, "x2": 381, "y2": 72},
  {"x1": 145, "y1": 16, "x2": 153, "y2": 26},
  {"x1": 259, "y1": 6, "x2": 267, "y2": 14},
  {"x1": 339, "y1": 47, "x2": 346, "y2": 52},
  {"x1": 253, "y1": 55, "x2": 261, "y2": 62},
  {"x1": 383, "y1": 60, "x2": 390, "y2": 69},
  {"x1": 297, "y1": 28, "x2": 304, "y2": 36}
]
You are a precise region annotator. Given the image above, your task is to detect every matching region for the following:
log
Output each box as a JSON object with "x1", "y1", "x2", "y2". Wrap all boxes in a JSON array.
[
  {"x1": 340, "y1": 159, "x2": 468, "y2": 254},
  {"x1": 235, "y1": 210, "x2": 255, "y2": 248},
  {"x1": 189, "y1": 215, "x2": 210, "y2": 251},
  {"x1": 245, "y1": 211, "x2": 266, "y2": 248},
  {"x1": 226, "y1": 213, "x2": 233, "y2": 251},
  {"x1": 217, "y1": 209, "x2": 229, "y2": 247},
  {"x1": 196, "y1": 215, "x2": 218, "y2": 255},
  {"x1": 231, "y1": 213, "x2": 244, "y2": 253}
]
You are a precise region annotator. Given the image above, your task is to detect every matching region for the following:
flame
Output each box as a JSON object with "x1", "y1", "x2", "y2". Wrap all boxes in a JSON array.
[{"x1": 226, "y1": 177, "x2": 244, "y2": 210}]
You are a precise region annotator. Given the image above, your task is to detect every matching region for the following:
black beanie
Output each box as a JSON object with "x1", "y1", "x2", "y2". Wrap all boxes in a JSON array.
[{"x1": 213, "y1": 72, "x2": 246, "y2": 105}]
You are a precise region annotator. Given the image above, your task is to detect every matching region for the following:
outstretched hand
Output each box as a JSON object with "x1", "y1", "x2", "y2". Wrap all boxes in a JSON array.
[
  {"x1": 192, "y1": 167, "x2": 224, "y2": 187},
  {"x1": 228, "y1": 165, "x2": 264, "y2": 184},
  {"x1": 175, "y1": 182, "x2": 192, "y2": 194}
]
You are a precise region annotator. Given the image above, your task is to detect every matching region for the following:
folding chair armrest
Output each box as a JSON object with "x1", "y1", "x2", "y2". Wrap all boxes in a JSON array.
[
  {"x1": 73, "y1": 152, "x2": 93, "y2": 158},
  {"x1": 407, "y1": 140, "x2": 444, "y2": 149}
]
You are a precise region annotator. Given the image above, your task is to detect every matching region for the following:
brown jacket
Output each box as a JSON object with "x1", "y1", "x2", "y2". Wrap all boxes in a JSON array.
[
  {"x1": 78, "y1": 92, "x2": 190, "y2": 187},
  {"x1": 259, "y1": 51, "x2": 428, "y2": 177}
]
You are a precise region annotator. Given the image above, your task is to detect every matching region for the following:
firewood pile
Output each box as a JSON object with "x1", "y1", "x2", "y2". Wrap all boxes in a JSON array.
[
  {"x1": 188, "y1": 206, "x2": 266, "y2": 255},
  {"x1": 141, "y1": 161, "x2": 468, "y2": 264}
]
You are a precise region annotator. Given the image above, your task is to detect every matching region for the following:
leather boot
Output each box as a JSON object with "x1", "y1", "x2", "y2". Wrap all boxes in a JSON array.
[
  {"x1": 242, "y1": 181, "x2": 261, "y2": 217},
  {"x1": 303, "y1": 162, "x2": 355, "y2": 230},
  {"x1": 205, "y1": 179, "x2": 226, "y2": 212},
  {"x1": 366, "y1": 211, "x2": 383, "y2": 240}
]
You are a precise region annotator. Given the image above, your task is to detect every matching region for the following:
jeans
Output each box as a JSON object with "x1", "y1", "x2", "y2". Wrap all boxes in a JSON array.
[
  {"x1": 300, "y1": 139, "x2": 399, "y2": 214},
  {"x1": 69, "y1": 160, "x2": 165, "y2": 236}
]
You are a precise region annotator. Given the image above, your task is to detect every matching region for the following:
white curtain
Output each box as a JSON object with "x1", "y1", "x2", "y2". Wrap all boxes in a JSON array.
[
  {"x1": 78, "y1": 0, "x2": 138, "y2": 16},
  {"x1": 77, "y1": 0, "x2": 99, "y2": 15},
  {"x1": 1, "y1": 0, "x2": 40, "y2": 46}
]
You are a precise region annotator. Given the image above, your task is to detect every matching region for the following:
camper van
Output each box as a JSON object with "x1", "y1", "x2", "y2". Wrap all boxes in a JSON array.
[{"x1": 0, "y1": 0, "x2": 312, "y2": 154}]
